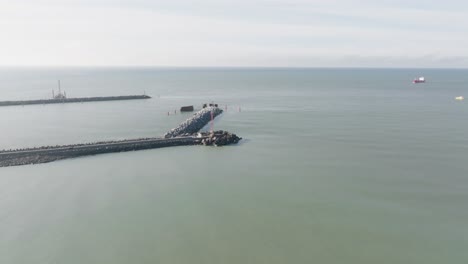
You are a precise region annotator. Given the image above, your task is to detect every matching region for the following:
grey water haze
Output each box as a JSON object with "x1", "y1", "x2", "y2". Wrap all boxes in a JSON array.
[{"x1": 0, "y1": 68, "x2": 467, "y2": 263}]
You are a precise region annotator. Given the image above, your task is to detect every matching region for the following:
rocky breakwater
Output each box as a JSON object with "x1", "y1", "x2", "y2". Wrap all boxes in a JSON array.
[
  {"x1": 0, "y1": 137, "x2": 201, "y2": 167},
  {"x1": 0, "y1": 106, "x2": 241, "y2": 168},
  {"x1": 164, "y1": 106, "x2": 223, "y2": 138},
  {"x1": 200, "y1": 130, "x2": 242, "y2": 146}
]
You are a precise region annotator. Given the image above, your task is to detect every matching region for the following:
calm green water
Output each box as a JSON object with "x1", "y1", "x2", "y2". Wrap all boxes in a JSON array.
[{"x1": 0, "y1": 68, "x2": 467, "y2": 263}]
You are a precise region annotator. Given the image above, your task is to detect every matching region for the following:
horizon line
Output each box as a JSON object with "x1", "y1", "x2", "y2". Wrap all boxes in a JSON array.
[{"x1": 0, "y1": 65, "x2": 467, "y2": 70}]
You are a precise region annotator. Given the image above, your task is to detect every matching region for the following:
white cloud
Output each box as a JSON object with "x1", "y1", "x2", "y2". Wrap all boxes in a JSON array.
[{"x1": 0, "y1": 0, "x2": 467, "y2": 67}]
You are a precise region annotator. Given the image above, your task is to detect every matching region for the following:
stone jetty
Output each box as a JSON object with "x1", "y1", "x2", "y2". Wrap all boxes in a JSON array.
[
  {"x1": 0, "y1": 137, "x2": 200, "y2": 167},
  {"x1": 0, "y1": 107, "x2": 241, "y2": 167},
  {"x1": 164, "y1": 106, "x2": 223, "y2": 138},
  {"x1": 0, "y1": 95, "x2": 151, "y2": 107}
]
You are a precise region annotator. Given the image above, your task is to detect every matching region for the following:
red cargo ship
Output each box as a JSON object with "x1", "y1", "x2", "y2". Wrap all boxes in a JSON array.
[{"x1": 413, "y1": 77, "x2": 425, "y2": 83}]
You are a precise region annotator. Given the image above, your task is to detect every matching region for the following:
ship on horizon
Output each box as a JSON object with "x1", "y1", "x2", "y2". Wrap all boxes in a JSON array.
[{"x1": 413, "y1": 76, "x2": 425, "y2": 84}]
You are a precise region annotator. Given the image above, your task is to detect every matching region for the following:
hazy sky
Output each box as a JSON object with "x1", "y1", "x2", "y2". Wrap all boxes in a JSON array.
[{"x1": 1, "y1": 0, "x2": 467, "y2": 67}]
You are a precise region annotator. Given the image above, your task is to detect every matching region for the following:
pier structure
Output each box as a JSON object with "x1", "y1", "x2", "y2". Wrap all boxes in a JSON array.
[
  {"x1": 0, "y1": 80, "x2": 152, "y2": 107},
  {"x1": 0, "y1": 95, "x2": 151, "y2": 107},
  {"x1": 164, "y1": 106, "x2": 223, "y2": 138},
  {"x1": 52, "y1": 80, "x2": 67, "y2": 99},
  {"x1": 0, "y1": 106, "x2": 241, "y2": 168},
  {"x1": 0, "y1": 137, "x2": 201, "y2": 167}
]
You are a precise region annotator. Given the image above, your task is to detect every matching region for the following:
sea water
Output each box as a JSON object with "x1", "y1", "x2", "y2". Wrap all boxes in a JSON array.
[{"x1": 0, "y1": 67, "x2": 467, "y2": 263}]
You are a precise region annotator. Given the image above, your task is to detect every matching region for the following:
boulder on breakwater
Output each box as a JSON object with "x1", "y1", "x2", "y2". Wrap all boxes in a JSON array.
[
  {"x1": 200, "y1": 130, "x2": 242, "y2": 146},
  {"x1": 164, "y1": 106, "x2": 223, "y2": 138}
]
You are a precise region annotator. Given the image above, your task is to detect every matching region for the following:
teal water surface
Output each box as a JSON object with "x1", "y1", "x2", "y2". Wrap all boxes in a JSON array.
[{"x1": 0, "y1": 68, "x2": 467, "y2": 263}]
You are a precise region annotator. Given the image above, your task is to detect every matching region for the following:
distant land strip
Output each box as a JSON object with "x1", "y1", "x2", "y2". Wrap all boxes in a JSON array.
[{"x1": 0, "y1": 95, "x2": 151, "y2": 107}]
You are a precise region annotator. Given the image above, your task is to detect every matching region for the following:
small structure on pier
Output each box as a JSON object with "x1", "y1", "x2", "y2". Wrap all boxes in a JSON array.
[
  {"x1": 180, "y1": 105, "x2": 194, "y2": 112},
  {"x1": 52, "y1": 80, "x2": 67, "y2": 100}
]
